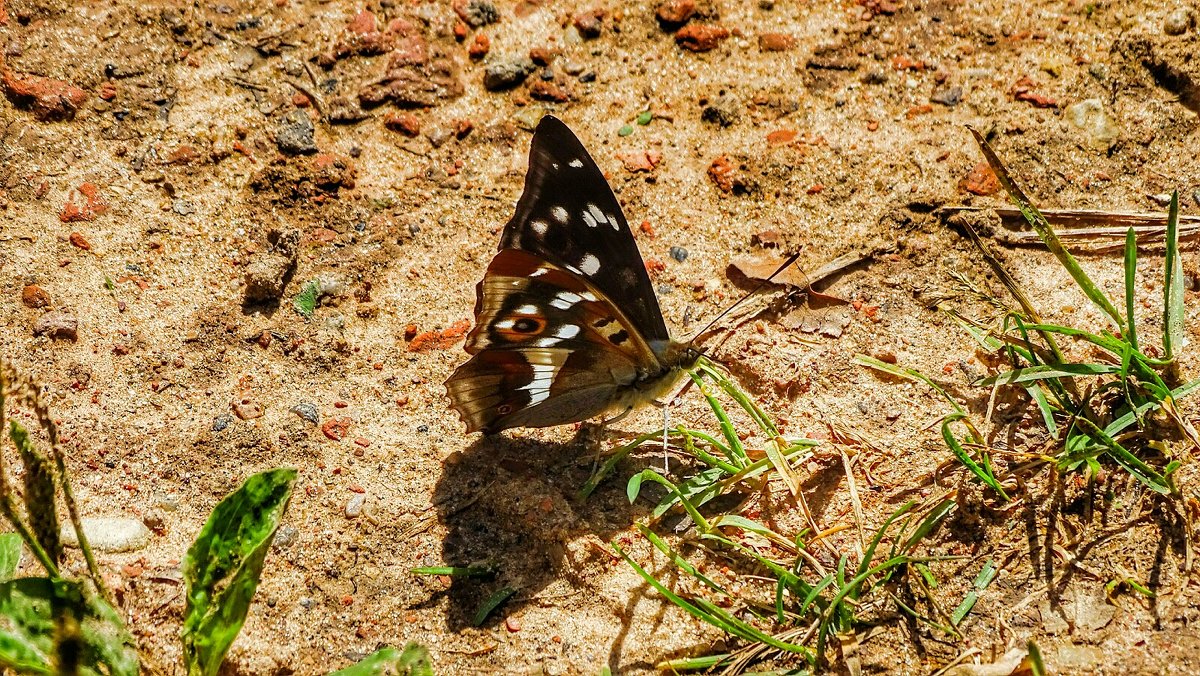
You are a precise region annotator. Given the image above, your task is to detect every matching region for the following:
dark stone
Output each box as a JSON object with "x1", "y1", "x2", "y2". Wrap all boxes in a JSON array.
[{"x1": 275, "y1": 109, "x2": 317, "y2": 155}]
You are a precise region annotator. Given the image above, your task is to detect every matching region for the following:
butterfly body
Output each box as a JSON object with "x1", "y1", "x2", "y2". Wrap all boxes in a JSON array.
[{"x1": 446, "y1": 116, "x2": 699, "y2": 434}]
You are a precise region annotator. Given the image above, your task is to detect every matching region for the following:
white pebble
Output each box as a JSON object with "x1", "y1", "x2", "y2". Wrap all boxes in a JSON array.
[
  {"x1": 61, "y1": 517, "x2": 152, "y2": 553},
  {"x1": 344, "y1": 494, "x2": 365, "y2": 519}
]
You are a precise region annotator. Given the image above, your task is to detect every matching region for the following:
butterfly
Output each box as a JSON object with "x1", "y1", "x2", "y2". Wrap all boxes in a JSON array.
[{"x1": 446, "y1": 115, "x2": 701, "y2": 434}]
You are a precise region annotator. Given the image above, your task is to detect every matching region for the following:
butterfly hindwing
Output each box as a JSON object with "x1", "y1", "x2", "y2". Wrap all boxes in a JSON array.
[
  {"x1": 446, "y1": 249, "x2": 659, "y2": 434},
  {"x1": 499, "y1": 115, "x2": 670, "y2": 345}
]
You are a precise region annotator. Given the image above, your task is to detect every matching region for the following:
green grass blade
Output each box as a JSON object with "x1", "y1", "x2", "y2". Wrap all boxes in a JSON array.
[
  {"x1": 1028, "y1": 640, "x2": 1046, "y2": 676},
  {"x1": 687, "y1": 370, "x2": 748, "y2": 465},
  {"x1": 1104, "y1": 377, "x2": 1200, "y2": 438},
  {"x1": 1073, "y1": 418, "x2": 1170, "y2": 495},
  {"x1": 656, "y1": 654, "x2": 735, "y2": 672},
  {"x1": 902, "y1": 499, "x2": 956, "y2": 553},
  {"x1": 951, "y1": 559, "x2": 997, "y2": 625},
  {"x1": 327, "y1": 643, "x2": 433, "y2": 676},
  {"x1": 817, "y1": 555, "x2": 916, "y2": 659},
  {"x1": 942, "y1": 414, "x2": 1010, "y2": 500},
  {"x1": 615, "y1": 545, "x2": 811, "y2": 655},
  {"x1": 182, "y1": 468, "x2": 297, "y2": 676},
  {"x1": 1124, "y1": 227, "x2": 1140, "y2": 352},
  {"x1": 969, "y1": 128, "x2": 1125, "y2": 331},
  {"x1": 856, "y1": 502, "x2": 916, "y2": 587},
  {"x1": 637, "y1": 524, "x2": 728, "y2": 594},
  {"x1": 854, "y1": 355, "x2": 964, "y2": 414},
  {"x1": 472, "y1": 587, "x2": 516, "y2": 626},
  {"x1": 651, "y1": 466, "x2": 725, "y2": 518},
  {"x1": 629, "y1": 470, "x2": 711, "y2": 531},
  {"x1": 578, "y1": 430, "x2": 662, "y2": 500},
  {"x1": 978, "y1": 363, "x2": 1120, "y2": 386},
  {"x1": 0, "y1": 534, "x2": 21, "y2": 582},
  {"x1": 1026, "y1": 385, "x2": 1059, "y2": 438},
  {"x1": 410, "y1": 564, "x2": 496, "y2": 578},
  {"x1": 1163, "y1": 191, "x2": 1184, "y2": 359}
]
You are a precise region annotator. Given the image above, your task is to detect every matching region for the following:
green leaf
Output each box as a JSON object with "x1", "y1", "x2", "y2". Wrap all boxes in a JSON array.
[
  {"x1": 1124, "y1": 227, "x2": 1140, "y2": 353},
  {"x1": 951, "y1": 559, "x2": 997, "y2": 625},
  {"x1": 942, "y1": 414, "x2": 1010, "y2": 500},
  {"x1": 636, "y1": 110, "x2": 653, "y2": 126},
  {"x1": 472, "y1": 587, "x2": 516, "y2": 627},
  {"x1": 0, "y1": 534, "x2": 21, "y2": 582},
  {"x1": 328, "y1": 643, "x2": 434, "y2": 676},
  {"x1": 1163, "y1": 191, "x2": 1184, "y2": 359},
  {"x1": 0, "y1": 577, "x2": 138, "y2": 676},
  {"x1": 410, "y1": 564, "x2": 495, "y2": 578},
  {"x1": 8, "y1": 421, "x2": 60, "y2": 565},
  {"x1": 293, "y1": 280, "x2": 321, "y2": 318},
  {"x1": 182, "y1": 468, "x2": 297, "y2": 676}
]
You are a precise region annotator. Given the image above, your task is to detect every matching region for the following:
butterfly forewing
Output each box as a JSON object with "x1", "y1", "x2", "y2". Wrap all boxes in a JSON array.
[{"x1": 500, "y1": 116, "x2": 670, "y2": 345}]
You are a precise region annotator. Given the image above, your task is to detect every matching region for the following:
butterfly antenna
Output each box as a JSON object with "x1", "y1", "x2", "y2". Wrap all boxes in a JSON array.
[{"x1": 687, "y1": 251, "x2": 804, "y2": 349}]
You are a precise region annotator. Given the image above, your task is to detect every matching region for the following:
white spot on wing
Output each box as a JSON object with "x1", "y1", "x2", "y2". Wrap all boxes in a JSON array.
[
  {"x1": 530, "y1": 268, "x2": 549, "y2": 277},
  {"x1": 550, "y1": 291, "x2": 582, "y2": 310},
  {"x1": 581, "y1": 211, "x2": 598, "y2": 228},
  {"x1": 568, "y1": 159, "x2": 584, "y2": 168},
  {"x1": 515, "y1": 304, "x2": 538, "y2": 315},
  {"x1": 587, "y1": 203, "x2": 607, "y2": 226},
  {"x1": 494, "y1": 319, "x2": 515, "y2": 330},
  {"x1": 530, "y1": 220, "x2": 548, "y2": 236},
  {"x1": 608, "y1": 214, "x2": 620, "y2": 231},
  {"x1": 579, "y1": 291, "x2": 597, "y2": 301},
  {"x1": 520, "y1": 364, "x2": 556, "y2": 405},
  {"x1": 555, "y1": 324, "x2": 581, "y2": 339},
  {"x1": 580, "y1": 254, "x2": 601, "y2": 276},
  {"x1": 551, "y1": 206, "x2": 569, "y2": 223}
]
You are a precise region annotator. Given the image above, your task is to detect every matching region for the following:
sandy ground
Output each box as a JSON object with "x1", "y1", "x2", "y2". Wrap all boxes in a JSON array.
[{"x1": 2, "y1": 0, "x2": 1200, "y2": 673}]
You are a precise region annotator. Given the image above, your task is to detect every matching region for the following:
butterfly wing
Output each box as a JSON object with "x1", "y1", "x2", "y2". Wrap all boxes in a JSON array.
[
  {"x1": 499, "y1": 115, "x2": 670, "y2": 346},
  {"x1": 446, "y1": 249, "x2": 662, "y2": 434}
]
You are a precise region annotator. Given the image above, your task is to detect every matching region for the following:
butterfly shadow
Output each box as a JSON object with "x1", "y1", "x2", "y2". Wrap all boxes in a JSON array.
[{"x1": 429, "y1": 432, "x2": 663, "y2": 624}]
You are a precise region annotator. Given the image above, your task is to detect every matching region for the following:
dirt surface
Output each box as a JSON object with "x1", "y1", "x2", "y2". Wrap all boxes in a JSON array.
[{"x1": 2, "y1": 0, "x2": 1200, "y2": 673}]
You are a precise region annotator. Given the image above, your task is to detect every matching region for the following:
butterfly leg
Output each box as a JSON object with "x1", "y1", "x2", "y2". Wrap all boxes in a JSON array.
[{"x1": 601, "y1": 406, "x2": 634, "y2": 427}]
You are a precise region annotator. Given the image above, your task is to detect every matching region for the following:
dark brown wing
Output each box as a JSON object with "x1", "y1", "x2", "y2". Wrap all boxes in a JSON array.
[{"x1": 499, "y1": 115, "x2": 670, "y2": 345}]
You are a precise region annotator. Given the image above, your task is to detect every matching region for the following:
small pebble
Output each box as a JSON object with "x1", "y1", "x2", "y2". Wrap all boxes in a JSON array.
[
  {"x1": 299, "y1": 597, "x2": 315, "y2": 609},
  {"x1": 232, "y1": 401, "x2": 264, "y2": 420},
  {"x1": 291, "y1": 402, "x2": 319, "y2": 425},
  {"x1": 506, "y1": 616, "x2": 522, "y2": 632},
  {"x1": 1192, "y1": 189, "x2": 1200, "y2": 207},
  {"x1": 21, "y1": 284, "x2": 51, "y2": 308},
  {"x1": 701, "y1": 93, "x2": 741, "y2": 127},
  {"x1": 417, "y1": 424, "x2": 429, "y2": 433},
  {"x1": 930, "y1": 85, "x2": 962, "y2": 106},
  {"x1": 578, "y1": 71, "x2": 596, "y2": 83},
  {"x1": 1150, "y1": 193, "x2": 1173, "y2": 206},
  {"x1": 61, "y1": 517, "x2": 152, "y2": 553},
  {"x1": 459, "y1": 0, "x2": 499, "y2": 27},
  {"x1": 172, "y1": 199, "x2": 195, "y2": 216},
  {"x1": 345, "y1": 494, "x2": 366, "y2": 518},
  {"x1": 212, "y1": 414, "x2": 233, "y2": 432},
  {"x1": 33, "y1": 311, "x2": 78, "y2": 340},
  {"x1": 275, "y1": 109, "x2": 317, "y2": 155},
  {"x1": 1164, "y1": 9, "x2": 1193, "y2": 35},
  {"x1": 273, "y1": 524, "x2": 298, "y2": 549},
  {"x1": 561, "y1": 61, "x2": 585, "y2": 76},
  {"x1": 669, "y1": 246, "x2": 688, "y2": 262},
  {"x1": 483, "y1": 58, "x2": 533, "y2": 91},
  {"x1": 142, "y1": 510, "x2": 166, "y2": 532}
]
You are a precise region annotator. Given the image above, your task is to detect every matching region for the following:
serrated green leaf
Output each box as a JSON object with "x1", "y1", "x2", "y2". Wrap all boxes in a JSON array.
[
  {"x1": 327, "y1": 643, "x2": 434, "y2": 676},
  {"x1": 8, "y1": 421, "x2": 60, "y2": 566},
  {"x1": 0, "y1": 577, "x2": 138, "y2": 676},
  {"x1": 182, "y1": 468, "x2": 297, "y2": 676}
]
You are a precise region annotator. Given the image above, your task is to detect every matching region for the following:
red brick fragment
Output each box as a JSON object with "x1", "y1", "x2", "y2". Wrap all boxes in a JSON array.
[
  {"x1": 0, "y1": 62, "x2": 88, "y2": 121},
  {"x1": 408, "y1": 319, "x2": 471, "y2": 352},
  {"x1": 676, "y1": 24, "x2": 729, "y2": 52}
]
